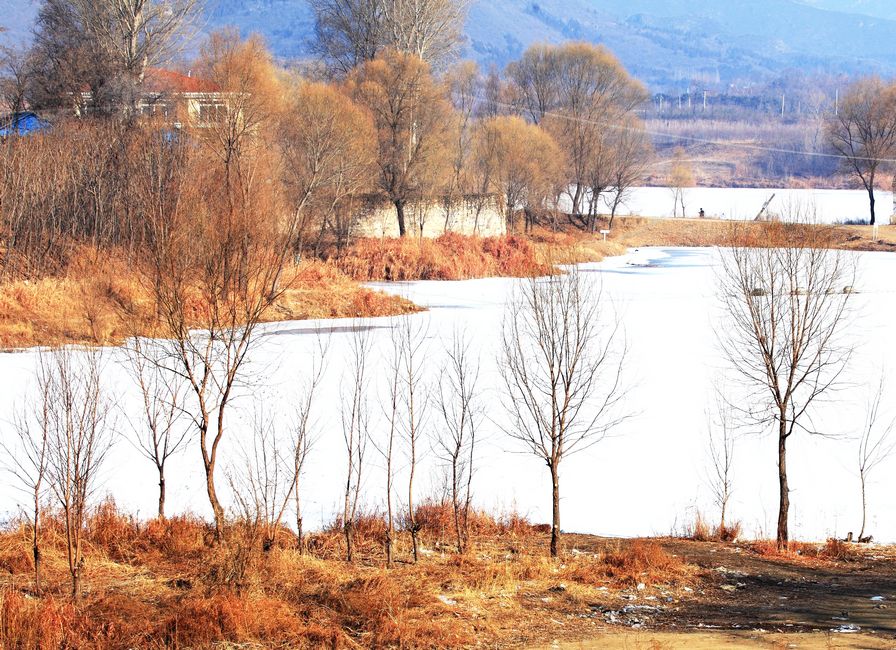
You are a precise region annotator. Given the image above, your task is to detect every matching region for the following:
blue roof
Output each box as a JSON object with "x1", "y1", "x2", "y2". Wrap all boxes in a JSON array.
[{"x1": 0, "y1": 112, "x2": 50, "y2": 137}]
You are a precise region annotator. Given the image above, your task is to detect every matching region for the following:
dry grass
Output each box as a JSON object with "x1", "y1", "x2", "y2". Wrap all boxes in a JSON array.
[
  {"x1": 0, "y1": 249, "x2": 417, "y2": 349},
  {"x1": 746, "y1": 538, "x2": 862, "y2": 565},
  {"x1": 609, "y1": 216, "x2": 896, "y2": 252},
  {"x1": 333, "y1": 232, "x2": 552, "y2": 281},
  {"x1": 0, "y1": 501, "x2": 697, "y2": 649}
]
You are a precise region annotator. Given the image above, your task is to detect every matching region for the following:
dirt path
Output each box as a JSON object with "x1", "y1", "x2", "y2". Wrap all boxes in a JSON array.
[
  {"x1": 535, "y1": 630, "x2": 893, "y2": 648},
  {"x1": 563, "y1": 535, "x2": 896, "y2": 643}
]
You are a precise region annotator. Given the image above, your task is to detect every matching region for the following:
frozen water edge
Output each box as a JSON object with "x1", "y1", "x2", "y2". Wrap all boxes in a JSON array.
[{"x1": 1, "y1": 246, "x2": 895, "y2": 544}]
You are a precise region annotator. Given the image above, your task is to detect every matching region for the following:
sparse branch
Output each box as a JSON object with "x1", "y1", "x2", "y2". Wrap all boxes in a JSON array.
[{"x1": 501, "y1": 269, "x2": 629, "y2": 557}]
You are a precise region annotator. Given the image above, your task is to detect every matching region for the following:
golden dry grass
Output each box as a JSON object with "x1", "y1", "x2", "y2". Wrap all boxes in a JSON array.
[
  {"x1": 0, "y1": 251, "x2": 417, "y2": 350},
  {"x1": 0, "y1": 501, "x2": 698, "y2": 650}
]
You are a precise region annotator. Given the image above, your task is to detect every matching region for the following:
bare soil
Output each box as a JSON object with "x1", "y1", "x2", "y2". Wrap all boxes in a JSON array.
[{"x1": 543, "y1": 535, "x2": 896, "y2": 648}]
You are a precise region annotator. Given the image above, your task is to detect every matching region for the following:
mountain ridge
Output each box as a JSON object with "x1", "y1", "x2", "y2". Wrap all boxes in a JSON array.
[{"x1": 3, "y1": 0, "x2": 896, "y2": 88}]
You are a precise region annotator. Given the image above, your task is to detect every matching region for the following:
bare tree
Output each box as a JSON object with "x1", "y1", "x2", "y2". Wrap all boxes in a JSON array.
[
  {"x1": 145, "y1": 33, "x2": 296, "y2": 541},
  {"x1": 827, "y1": 78, "x2": 896, "y2": 225},
  {"x1": 378, "y1": 317, "x2": 403, "y2": 566},
  {"x1": 501, "y1": 270, "x2": 628, "y2": 558},
  {"x1": 706, "y1": 393, "x2": 736, "y2": 534},
  {"x1": 341, "y1": 324, "x2": 371, "y2": 562},
  {"x1": 669, "y1": 147, "x2": 694, "y2": 218},
  {"x1": 718, "y1": 222, "x2": 855, "y2": 549},
  {"x1": 473, "y1": 116, "x2": 564, "y2": 232},
  {"x1": 347, "y1": 50, "x2": 453, "y2": 237},
  {"x1": 41, "y1": 349, "x2": 115, "y2": 599},
  {"x1": 395, "y1": 316, "x2": 429, "y2": 562},
  {"x1": 0, "y1": 44, "x2": 32, "y2": 114},
  {"x1": 605, "y1": 120, "x2": 653, "y2": 229},
  {"x1": 3, "y1": 387, "x2": 50, "y2": 595},
  {"x1": 291, "y1": 333, "x2": 328, "y2": 552},
  {"x1": 434, "y1": 328, "x2": 480, "y2": 554},
  {"x1": 309, "y1": 0, "x2": 468, "y2": 73},
  {"x1": 856, "y1": 374, "x2": 895, "y2": 542},
  {"x1": 124, "y1": 337, "x2": 190, "y2": 520},
  {"x1": 228, "y1": 407, "x2": 293, "y2": 553}
]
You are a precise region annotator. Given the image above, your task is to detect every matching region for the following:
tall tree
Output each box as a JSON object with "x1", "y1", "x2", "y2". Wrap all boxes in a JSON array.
[
  {"x1": 348, "y1": 50, "x2": 452, "y2": 237},
  {"x1": 309, "y1": 0, "x2": 468, "y2": 74},
  {"x1": 473, "y1": 115, "x2": 564, "y2": 231},
  {"x1": 827, "y1": 78, "x2": 896, "y2": 226},
  {"x1": 508, "y1": 42, "x2": 646, "y2": 219},
  {"x1": 30, "y1": 0, "x2": 200, "y2": 112},
  {"x1": 501, "y1": 270, "x2": 628, "y2": 558},
  {"x1": 718, "y1": 222, "x2": 855, "y2": 549}
]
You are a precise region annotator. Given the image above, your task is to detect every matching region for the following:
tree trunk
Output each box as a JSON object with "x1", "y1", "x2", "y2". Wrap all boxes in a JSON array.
[
  {"x1": 549, "y1": 462, "x2": 561, "y2": 558},
  {"x1": 409, "y1": 464, "x2": 419, "y2": 563},
  {"x1": 571, "y1": 183, "x2": 583, "y2": 217},
  {"x1": 158, "y1": 470, "x2": 166, "y2": 520},
  {"x1": 395, "y1": 199, "x2": 407, "y2": 237},
  {"x1": 32, "y1": 497, "x2": 40, "y2": 596},
  {"x1": 776, "y1": 424, "x2": 789, "y2": 550},
  {"x1": 859, "y1": 471, "x2": 867, "y2": 541},
  {"x1": 345, "y1": 521, "x2": 353, "y2": 563},
  {"x1": 452, "y1": 457, "x2": 463, "y2": 554},
  {"x1": 868, "y1": 185, "x2": 876, "y2": 226},
  {"x1": 205, "y1": 463, "x2": 225, "y2": 541}
]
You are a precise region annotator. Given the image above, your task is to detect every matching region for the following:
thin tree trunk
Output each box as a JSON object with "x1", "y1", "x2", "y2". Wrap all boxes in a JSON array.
[
  {"x1": 158, "y1": 469, "x2": 166, "y2": 520},
  {"x1": 776, "y1": 422, "x2": 789, "y2": 550},
  {"x1": 205, "y1": 462, "x2": 225, "y2": 541},
  {"x1": 395, "y1": 199, "x2": 407, "y2": 237},
  {"x1": 859, "y1": 471, "x2": 867, "y2": 540},
  {"x1": 452, "y1": 457, "x2": 462, "y2": 553},
  {"x1": 409, "y1": 454, "x2": 419, "y2": 563},
  {"x1": 868, "y1": 185, "x2": 876, "y2": 226},
  {"x1": 550, "y1": 462, "x2": 561, "y2": 558},
  {"x1": 32, "y1": 496, "x2": 40, "y2": 596},
  {"x1": 571, "y1": 183, "x2": 583, "y2": 217},
  {"x1": 385, "y1": 444, "x2": 394, "y2": 567}
]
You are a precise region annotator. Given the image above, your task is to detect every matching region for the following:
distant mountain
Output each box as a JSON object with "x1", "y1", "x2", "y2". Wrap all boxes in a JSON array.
[
  {"x1": 797, "y1": 1, "x2": 896, "y2": 21},
  {"x1": 4, "y1": 0, "x2": 896, "y2": 89}
]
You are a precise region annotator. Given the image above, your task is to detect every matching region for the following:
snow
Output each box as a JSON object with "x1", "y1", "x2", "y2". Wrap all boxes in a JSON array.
[
  {"x1": 577, "y1": 186, "x2": 892, "y2": 223},
  {"x1": 2, "y1": 245, "x2": 895, "y2": 543}
]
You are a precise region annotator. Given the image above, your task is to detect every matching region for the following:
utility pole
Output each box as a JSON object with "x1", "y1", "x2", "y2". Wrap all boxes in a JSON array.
[
  {"x1": 703, "y1": 90, "x2": 707, "y2": 112},
  {"x1": 835, "y1": 88, "x2": 839, "y2": 116},
  {"x1": 781, "y1": 93, "x2": 785, "y2": 117}
]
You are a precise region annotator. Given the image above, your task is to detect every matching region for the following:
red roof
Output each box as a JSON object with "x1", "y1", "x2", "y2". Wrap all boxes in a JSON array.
[{"x1": 144, "y1": 68, "x2": 219, "y2": 94}]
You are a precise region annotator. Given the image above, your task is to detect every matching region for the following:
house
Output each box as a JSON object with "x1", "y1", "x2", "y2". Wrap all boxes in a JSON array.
[
  {"x1": 0, "y1": 111, "x2": 50, "y2": 137},
  {"x1": 137, "y1": 69, "x2": 231, "y2": 128},
  {"x1": 76, "y1": 68, "x2": 232, "y2": 128}
]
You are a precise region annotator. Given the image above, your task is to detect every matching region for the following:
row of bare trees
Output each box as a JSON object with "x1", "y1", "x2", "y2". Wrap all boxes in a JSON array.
[{"x1": 2, "y1": 25, "x2": 654, "y2": 267}]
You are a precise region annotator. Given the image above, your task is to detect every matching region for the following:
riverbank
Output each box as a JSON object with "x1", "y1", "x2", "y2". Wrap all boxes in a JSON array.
[
  {"x1": 2, "y1": 504, "x2": 893, "y2": 649},
  {"x1": 2, "y1": 219, "x2": 893, "y2": 350}
]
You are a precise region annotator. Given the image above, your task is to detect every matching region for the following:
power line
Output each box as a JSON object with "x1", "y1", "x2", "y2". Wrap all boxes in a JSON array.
[{"x1": 462, "y1": 92, "x2": 896, "y2": 165}]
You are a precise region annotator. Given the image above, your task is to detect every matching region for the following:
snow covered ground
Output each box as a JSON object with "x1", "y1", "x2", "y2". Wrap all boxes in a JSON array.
[
  {"x1": 2, "y1": 246, "x2": 895, "y2": 543},
  {"x1": 582, "y1": 186, "x2": 891, "y2": 224}
]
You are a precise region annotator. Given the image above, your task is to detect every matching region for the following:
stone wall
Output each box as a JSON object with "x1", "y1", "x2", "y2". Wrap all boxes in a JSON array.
[{"x1": 353, "y1": 197, "x2": 506, "y2": 238}]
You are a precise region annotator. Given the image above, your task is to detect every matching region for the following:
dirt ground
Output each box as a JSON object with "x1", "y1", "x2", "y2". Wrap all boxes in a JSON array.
[{"x1": 536, "y1": 535, "x2": 896, "y2": 649}]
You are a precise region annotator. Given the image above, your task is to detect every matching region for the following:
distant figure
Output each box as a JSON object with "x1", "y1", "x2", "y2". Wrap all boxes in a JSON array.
[{"x1": 699, "y1": 208, "x2": 706, "y2": 218}]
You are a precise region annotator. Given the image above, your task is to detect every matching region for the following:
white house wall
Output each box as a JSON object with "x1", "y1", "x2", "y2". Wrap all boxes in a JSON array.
[{"x1": 353, "y1": 198, "x2": 506, "y2": 238}]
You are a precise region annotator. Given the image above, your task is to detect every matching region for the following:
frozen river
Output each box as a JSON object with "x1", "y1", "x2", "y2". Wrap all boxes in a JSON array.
[
  {"x1": 2, "y1": 246, "x2": 896, "y2": 543},
  {"x1": 592, "y1": 186, "x2": 891, "y2": 224}
]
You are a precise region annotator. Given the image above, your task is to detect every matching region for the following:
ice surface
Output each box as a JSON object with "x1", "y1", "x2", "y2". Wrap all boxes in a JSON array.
[
  {"x1": 575, "y1": 186, "x2": 892, "y2": 224},
  {"x1": 1, "y1": 245, "x2": 894, "y2": 543}
]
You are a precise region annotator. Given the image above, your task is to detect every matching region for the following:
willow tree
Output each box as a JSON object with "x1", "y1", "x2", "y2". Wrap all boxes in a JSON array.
[
  {"x1": 508, "y1": 42, "x2": 646, "y2": 219},
  {"x1": 348, "y1": 50, "x2": 453, "y2": 237},
  {"x1": 473, "y1": 115, "x2": 564, "y2": 231}
]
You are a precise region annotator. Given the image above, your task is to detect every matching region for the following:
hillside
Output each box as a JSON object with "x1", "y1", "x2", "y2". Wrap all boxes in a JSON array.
[{"x1": 5, "y1": 0, "x2": 896, "y2": 88}]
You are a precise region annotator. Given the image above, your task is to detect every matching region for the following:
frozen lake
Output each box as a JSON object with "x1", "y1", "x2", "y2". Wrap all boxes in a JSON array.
[
  {"x1": 2, "y1": 246, "x2": 895, "y2": 543},
  {"x1": 587, "y1": 186, "x2": 891, "y2": 224}
]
